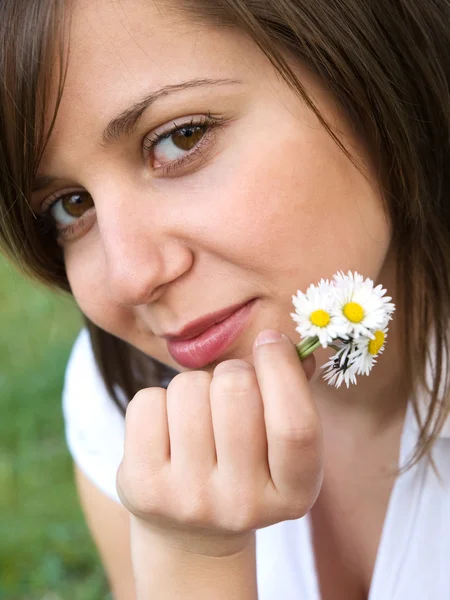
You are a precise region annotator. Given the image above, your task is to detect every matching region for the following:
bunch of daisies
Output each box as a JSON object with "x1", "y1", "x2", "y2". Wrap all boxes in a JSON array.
[{"x1": 291, "y1": 271, "x2": 395, "y2": 388}]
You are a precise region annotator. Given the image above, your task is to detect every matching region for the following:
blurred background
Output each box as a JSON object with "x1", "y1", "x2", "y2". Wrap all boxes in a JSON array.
[{"x1": 0, "y1": 254, "x2": 110, "y2": 599}]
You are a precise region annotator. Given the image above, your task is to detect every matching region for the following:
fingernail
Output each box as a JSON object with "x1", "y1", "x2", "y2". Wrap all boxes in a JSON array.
[{"x1": 254, "y1": 329, "x2": 287, "y2": 348}]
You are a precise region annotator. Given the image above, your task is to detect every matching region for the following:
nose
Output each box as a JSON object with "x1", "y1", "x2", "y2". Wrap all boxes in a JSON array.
[{"x1": 96, "y1": 191, "x2": 193, "y2": 306}]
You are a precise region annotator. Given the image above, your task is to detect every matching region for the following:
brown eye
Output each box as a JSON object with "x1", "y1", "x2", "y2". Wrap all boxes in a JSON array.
[
  {"x1": 170, "y1": 125, "x2": 206, "y2": 151},
  {"x1": 145, "y1": 114, "x2": 224, "y2": 175},
  {"x1": 59, "y1": 192, "x2": 94, "y2": 217}
]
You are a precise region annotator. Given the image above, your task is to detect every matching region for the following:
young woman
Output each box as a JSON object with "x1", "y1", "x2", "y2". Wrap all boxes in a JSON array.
[{"x1": 0, "y1": 0, "x2": 449, "y2": 598}]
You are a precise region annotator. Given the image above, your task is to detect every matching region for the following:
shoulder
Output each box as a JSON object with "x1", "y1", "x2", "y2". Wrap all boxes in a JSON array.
[
  {"x1": 63, "y1": 327, "x2": 98, "y2": 397},
  {"x1": 62, "y1": 328, "x2": 125, "y2": 503}
]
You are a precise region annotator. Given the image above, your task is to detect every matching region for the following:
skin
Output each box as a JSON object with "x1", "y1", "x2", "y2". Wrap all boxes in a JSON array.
[
  {"x1": 35, "y1": 0, "x2": 394, "y2": 382},
  {"x1": 33, "y1": 0, "x2": 410, "y2": 593}
]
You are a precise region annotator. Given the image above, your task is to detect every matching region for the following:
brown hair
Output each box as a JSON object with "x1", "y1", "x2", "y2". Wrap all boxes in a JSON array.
[{"x1": 0, "y1": 0, "x2": 449, "y2": 468}]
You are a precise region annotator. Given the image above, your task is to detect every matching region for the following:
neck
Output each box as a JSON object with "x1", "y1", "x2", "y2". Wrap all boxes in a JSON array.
[{"x1": 310, "y1": 266, "x2": 409, "y2": 432}]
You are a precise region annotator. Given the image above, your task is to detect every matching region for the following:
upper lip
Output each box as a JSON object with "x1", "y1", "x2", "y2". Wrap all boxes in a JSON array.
[{"x1": 160, "y1": 299, "x2": 254, "y2": 342}]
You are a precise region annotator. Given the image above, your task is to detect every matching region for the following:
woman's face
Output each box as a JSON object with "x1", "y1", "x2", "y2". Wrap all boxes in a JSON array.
[{"x1": 34, "y1": 0, "x2": 391, "y2": 376}]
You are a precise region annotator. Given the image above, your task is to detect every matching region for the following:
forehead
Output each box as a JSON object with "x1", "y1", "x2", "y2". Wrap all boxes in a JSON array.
[
  {"x1": 66, "y1": 0, "x2": 227, "y2": 84},
  {"x1": 39, "y1": 0, "x2": 271, "y2": 172},
  {"x1": 50, "y1": 2, "x2": 249, "y2": 133},
  {"x1": 40, "y1": 0, "x2": 340, "y2": 181}
]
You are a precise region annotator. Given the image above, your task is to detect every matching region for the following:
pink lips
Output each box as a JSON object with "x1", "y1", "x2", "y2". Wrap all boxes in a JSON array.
[{"x1": 165, "y1": 300, "x2": 256, "y2": 368}]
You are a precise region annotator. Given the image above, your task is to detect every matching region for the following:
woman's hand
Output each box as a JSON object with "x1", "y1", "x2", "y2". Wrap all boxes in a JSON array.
[{"x1": 117, "y1": 329, "x2": 323, "y2": 558}]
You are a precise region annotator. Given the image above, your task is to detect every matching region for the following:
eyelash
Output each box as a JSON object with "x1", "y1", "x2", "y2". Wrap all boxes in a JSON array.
[
  {"x1": 143, "y1": 112, "x2": 222, "y2": 174},
  {"x1": 40, "y1": 113, "x2": 224, "y2": 241}
]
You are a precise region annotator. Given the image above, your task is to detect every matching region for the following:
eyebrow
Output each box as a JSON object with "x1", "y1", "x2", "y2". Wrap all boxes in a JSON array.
[
  {"x1": 32, "y1": 77, "x2": 242, "y2": 193},
  {"x1": 33, "y1": 175, "x2": 60, "y2": 193},
  {"x1": 101, "y1": 77, "x2": 242, "y2": 146}
]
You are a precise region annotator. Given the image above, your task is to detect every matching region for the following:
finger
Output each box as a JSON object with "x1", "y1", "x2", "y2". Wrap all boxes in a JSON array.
[
  {"x1": 123, "y1": 387, "x2": 170, "y2": 471},
  {"x1": 210, "y1": 360, "x2": 268, "y2": 485},
  {"x1": 166, "y1": 371, "x2": 216, "y2": 477},
  {"x1": 252, "y1": 330, "x2": 323, "y2": 499},
  {"x1": 117, "y1": 388, "x2": 170, "y2": 514}
]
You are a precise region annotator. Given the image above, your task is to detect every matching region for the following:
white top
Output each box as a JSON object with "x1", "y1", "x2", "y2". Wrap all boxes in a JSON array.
[{"x1": 62, "y1": 329, "x2": 450, "y2": 599}]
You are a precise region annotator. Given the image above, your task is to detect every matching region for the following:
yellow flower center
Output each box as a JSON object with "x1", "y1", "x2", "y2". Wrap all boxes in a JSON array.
[
  {"x1": 343, "y1": 302, "x2": 364, "y2": 323},
  {"x1": 368, "y1": 330, "x2": 385, "y2": 355},
  {"x1": 310, "y1": 309, "x2": 331, "y2": 328}
]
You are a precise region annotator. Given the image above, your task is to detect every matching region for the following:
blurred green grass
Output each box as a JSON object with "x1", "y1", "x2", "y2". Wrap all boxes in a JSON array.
[{"x1": 0, "y1": 255, "x2": 109, "y2": 600}]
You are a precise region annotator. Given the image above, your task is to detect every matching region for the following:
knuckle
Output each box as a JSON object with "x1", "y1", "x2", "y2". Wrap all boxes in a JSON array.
[
  {"x1": 179, "y1": 498, "x2": 210, "y2": 526},
  {"x1": 281, "y1": 496, "x2": 311, "y2": 520},
  {"x1": 128, "y1": 387, "x2": 164, "y2": 414},
  {"x1": 226, "y1": 502, "x2": 258, "y2": 533},
  {"x1": 168, "y1": 370, "x2": 211, "y2": 391},
  {"x1": 280, "y1": 472, "x2": 322, "y2": 518},
  {"x1": 132, "y1": 387, "x2": 165, "y2": 402},
  {"x1": 175, "y1": 484, "x2": 212, "y2": 525},
  {"x1": 214, "y1": 359, "x2": 253, "y2": 375},
  {"x1": 274, "y1": 418, "x2": 321, "y2": 448},
  {"x1": 219, "y1": 488, "x2": 259, "y2": 532},
  {"x1": 116, "y1": 461, "x2": 165, "y2": 516},
  {"x1": 212, "y1": 363, "x2": 255, "y2": 395}
]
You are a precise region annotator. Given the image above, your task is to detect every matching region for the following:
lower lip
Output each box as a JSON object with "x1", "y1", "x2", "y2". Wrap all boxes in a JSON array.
[{"x1": 166, "y1": 300, "x2": 256, "y2": 369}]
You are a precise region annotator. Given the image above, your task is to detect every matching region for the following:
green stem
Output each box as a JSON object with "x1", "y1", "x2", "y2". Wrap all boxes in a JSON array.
[
  {"x1": 296, "y1": 336, "x2": 321, "y2": 360},
  {"x1": 296, "y1": 335, "x2": 318, "y2": 353}
]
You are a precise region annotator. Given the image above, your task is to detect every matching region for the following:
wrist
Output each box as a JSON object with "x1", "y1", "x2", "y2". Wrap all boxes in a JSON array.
[
  {"x1": 130, "y1": 515, "x2": 254, "y2": 557},
  {"x1": 130, "y1": 517, "x2": 257, "y2": 600}
]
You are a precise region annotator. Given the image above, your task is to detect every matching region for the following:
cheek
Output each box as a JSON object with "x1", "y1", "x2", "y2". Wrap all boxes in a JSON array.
[
  {"x1": 65, "y1": 251, "x2": 175, "y2": 365},
  {"x1": 64, "y1": 244, "x2": 133, "y2": 335},
  {"x1": 200, "y1": 122, "x2": 391, "y2": 286},
  {"x1": 62, "y1": 118, "x2": 390, "y2": 346}
]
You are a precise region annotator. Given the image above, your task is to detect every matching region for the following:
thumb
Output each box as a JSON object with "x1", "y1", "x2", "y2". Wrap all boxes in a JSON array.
[{"x1": 252, "y1": 329, "x2": 322, "y2": 498}]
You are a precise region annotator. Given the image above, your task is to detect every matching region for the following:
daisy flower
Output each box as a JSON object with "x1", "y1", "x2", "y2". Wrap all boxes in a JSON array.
[
  {"x1": 321, "y1": 340, "x2": 359, "y2": 388},
  {"x1": 290, "y1": 278, "x2": 350, "y2": 348},
  {"x1": 330, "y1": 270, "x2": 395, "y2": 340},
  {"x1": 347, "y1": 325, "x2": 389, "y2": 376},
  {"x1": 290, "y1": 270, "x2": 395, "y2": 388}
]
